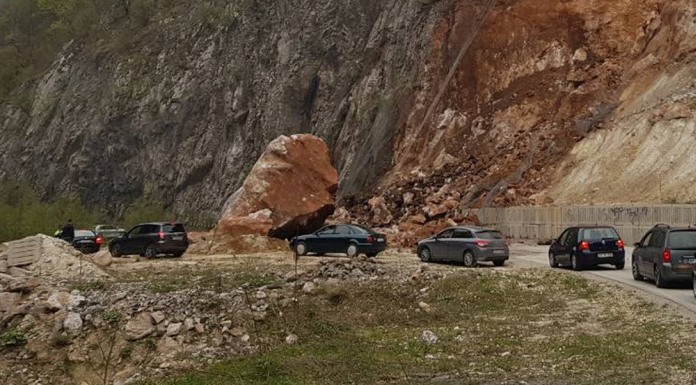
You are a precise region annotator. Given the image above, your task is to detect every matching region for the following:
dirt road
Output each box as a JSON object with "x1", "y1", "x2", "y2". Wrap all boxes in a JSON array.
[{"x1": 511, "y1": 244, "x2": 696, "y2": 315}]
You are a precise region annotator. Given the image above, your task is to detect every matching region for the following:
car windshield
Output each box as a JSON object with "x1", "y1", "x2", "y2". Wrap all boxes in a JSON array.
[
  {"x1": 581, "y1": 228, "x2": 618, "y2": 240},
  {"x1": 161, "y1": 224, "x2": 185, "y2": 233},
  {"x1": 75, "y1": 230, "x2": 94, "y2": 237},
  {"x1": 477, "y1": 231, "x2": 503, "y2": 240},
  {"x1": 667, "y1": 231, "x2": 696, "y2": 250}
]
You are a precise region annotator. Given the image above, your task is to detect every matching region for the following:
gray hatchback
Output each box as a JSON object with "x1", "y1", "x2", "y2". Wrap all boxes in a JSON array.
[{"x1": 417, "y1": 226, "x2": 509, "y2": 267}]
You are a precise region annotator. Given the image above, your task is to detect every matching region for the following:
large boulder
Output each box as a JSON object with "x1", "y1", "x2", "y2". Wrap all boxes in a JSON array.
[{"x1": 217, "y1": 134, "x2": 338, "y2": 239}]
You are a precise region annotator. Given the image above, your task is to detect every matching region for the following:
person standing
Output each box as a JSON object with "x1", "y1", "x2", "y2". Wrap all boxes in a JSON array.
[{"x1": 61, "y1": 219, "x2": 75, "y2": 243}]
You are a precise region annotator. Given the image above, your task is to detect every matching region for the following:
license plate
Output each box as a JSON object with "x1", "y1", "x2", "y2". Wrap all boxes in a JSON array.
[
  {"x1": 377, "y1": 238, "x2": 385, "y2": 242},
  {"x1": 598, "y1": 253, "x2": 613, "y2": 258},
  {"x1": 494, "y1": 250, "x2": 506, "y2": 255},
  {"x1": 683, "y1": 258, "x2": 695, "y2": 265},
  {"x1": 172, "y1": 236, "x2": 183, "y2": 241},
  {"x1": 77, "y1": 240, "x2": 93, "y2": 244}
]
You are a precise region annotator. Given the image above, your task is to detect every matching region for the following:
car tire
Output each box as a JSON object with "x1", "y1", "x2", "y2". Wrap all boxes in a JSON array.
[
  {"x1": 549, "y1": 253, "x2": 559, "y2": 268},
  {"x1": 419, "y1": 247, "x2": 432, "y2": 262},
  {"x1": 493, "y1": 260, "x2": 505, "y2": 267},
  {"x1": 145, "y1": 245, "x2": 158, "y2": 259},
  {"x1": 632, "y1": 259, "x2": 644, "y2": 281},
  {"x1": 110, "y1": 244, "x2": 122, "y2": 258},
  {"x1": 172, "y1": 252, "x2": 184, "y2": 258},
  {"x1": 463, "y1": 251, "x2": 476, "y2": 268},
  {"x1": 654, "y1": 265, "x2": 667, "y2": 288},
  {"x1": 571, "y1": 254, "x2": 582, "y2": 271},
  {"x1": 295, "y1": 242, "x2": 307, "y2": 256},
  {"x1": 346, "y1": 243, "x2": 358, "y2": 258},
  {"x1": 615, "y1": 261, "x2": 625, "y2": 270},
  {"x1": 692, "y1": 274, "x2": 696, "y2": 299}
]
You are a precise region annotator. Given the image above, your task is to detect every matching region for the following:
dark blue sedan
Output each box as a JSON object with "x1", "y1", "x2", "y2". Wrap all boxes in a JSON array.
[
  {"x1": 290, "y1": 224, "x2": 387, "y2": 258},
  {"x1": 549, "y1": 226, "x2": 625, "y2": 270}
]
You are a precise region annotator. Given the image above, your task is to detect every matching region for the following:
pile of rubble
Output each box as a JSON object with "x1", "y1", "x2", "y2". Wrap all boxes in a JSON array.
[
  {"x1": 187, "y1": 233, "x2": 290, "y2": 255},
  {"x1": 307, "y1": 259, "x2": 386, "y2": 283}
]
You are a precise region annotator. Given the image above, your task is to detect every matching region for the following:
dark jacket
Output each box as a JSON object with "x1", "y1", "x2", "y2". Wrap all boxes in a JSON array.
[{"x1": 61, "y1": 223, "x2": 75, "y2": 240}]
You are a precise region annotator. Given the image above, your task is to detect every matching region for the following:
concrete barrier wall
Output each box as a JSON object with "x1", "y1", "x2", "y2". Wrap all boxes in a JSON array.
[{"x1": 477, "y1": 205, "x2": 696, "y2": 244}]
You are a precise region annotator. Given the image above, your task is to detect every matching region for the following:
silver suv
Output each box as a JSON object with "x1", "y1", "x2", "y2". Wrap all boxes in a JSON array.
[{"x1": 633, "y1": 224, "x2": 696, "y2": 288}]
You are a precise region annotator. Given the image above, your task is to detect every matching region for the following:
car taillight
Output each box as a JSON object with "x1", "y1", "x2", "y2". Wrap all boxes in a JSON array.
[
  {"x1": 579, "y1": 241, "x2": 590, "y2": 251},
  {"x1": 617, "y1": 239, "x2": 624, "y2": 249},
  {"x1": 158, "y1": 231, "x2": 165, "y2": 240},
  {"x1": 96, "y1": 236, "x2": 103, "y2": 245},
  {"x1": 476, "y1": 240, "x2": 489, "y2": 247},
  {"x1": 367, "y1": 236, "x2": 375, "y2": 243},
  {"x1": 662, "y1": 249, "x2": 672, "y2": 263}
]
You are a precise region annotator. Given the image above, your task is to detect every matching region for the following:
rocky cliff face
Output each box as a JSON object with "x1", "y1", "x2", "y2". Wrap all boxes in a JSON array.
[{"x1": 0, "y1": 0, "x2": 689, "y2": 226}]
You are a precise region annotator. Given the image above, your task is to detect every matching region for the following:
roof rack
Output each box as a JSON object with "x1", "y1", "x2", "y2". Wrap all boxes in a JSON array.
[{"x1": 652, "y1": 223, "x2": 671, "y2": 229}]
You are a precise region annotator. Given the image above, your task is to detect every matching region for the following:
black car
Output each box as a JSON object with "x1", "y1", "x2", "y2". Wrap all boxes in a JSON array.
[
  {"x1": 633, "y1": 224, "x2": 696, "y2": 288},
  {"x1": 290, "y1": 224, "x2": 387, "y2": 258},
  {"x1": 109, "y1": 222, "x2": 189, "y2": 258},
  {"x1": 71, "y1": 230, "x2": 102, "y2": 254},
  {"x1": 548, "y1": 226, "x2": 625, "y2": 270},
  {"x1": 417, "y1": 226, "x2": 509, "y2": 267}
]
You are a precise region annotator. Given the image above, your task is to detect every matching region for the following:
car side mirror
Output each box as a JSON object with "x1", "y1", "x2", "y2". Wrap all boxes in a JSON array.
[{"x1": 634, "y1": 242, "x2": 641, "y2": 247}]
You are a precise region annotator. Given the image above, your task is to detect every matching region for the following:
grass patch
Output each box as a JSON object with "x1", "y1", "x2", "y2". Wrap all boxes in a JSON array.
[
  {"x1": 138, "y1": 269, "x2": 696, "y2": 385},
  {"x1": 0, "y1": 328, "x2": 27, "y2": 348}
]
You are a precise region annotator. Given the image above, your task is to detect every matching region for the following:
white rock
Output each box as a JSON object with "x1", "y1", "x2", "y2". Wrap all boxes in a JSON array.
[
  {"x1": 285, "y1": 334, "x2": 299, "y2": 345},
  {"x1": 418, "y1": 302, "x2": 431, "y2": 313},
  {"x1": 63, "y1": 312, "x2": 83, "y2": 334},
  {"x1": 151, "y1": 311, "x2": 166, "y2": 324},
  {"x1": 184, "y1": 318, "x2": 195, "y2": 331},
  {"x1": 421, "y1": 330, "x2": 438, "y2": 345},
  {"x1": 255, "y1": 291, "x2": 267, "y2": 299},
  {"x1": 301, "y1": 282, "x2": 315, "y2": 293},
  {"x1": 241, "y1": 334, "x2": 250, "y2": 343},
  {"x1": 166, "y1": 322, "x2": 183, "y2": 337}
]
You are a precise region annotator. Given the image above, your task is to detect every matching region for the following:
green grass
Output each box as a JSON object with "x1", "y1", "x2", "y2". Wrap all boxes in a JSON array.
[{"x1": 137, "y1": 269, "x2": 696, "y2": 385}]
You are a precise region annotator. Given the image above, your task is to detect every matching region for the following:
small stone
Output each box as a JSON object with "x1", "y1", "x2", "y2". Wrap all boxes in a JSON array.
[
  {"x1": 151, "y1": 311, "x2": 166, "y2": 324},
  {"x1": 166, "y1": 322, "x2": 183, "y2": 337},
  {"x1": 230, "y1": 327, "x2": 245, "y2": 337},
  {"x1": 253, "y1": 311, "x2": 267, "y2": 321},
  {"x1": 285, "y1": 334, "x2": 298, "y2": 345},
  {"x1": 184, "y1": 318, "x2": 195, "y2": 331},
  {"x1": 301, "y1": 282, "x2": 315, "y2": 294},
  {"x1": 255, "y1": 291, "x2": 267, "y2": 299},
  {"x1": 125, "y1": 313, "x2": 154, "y2": 341},
  {"x1": 241, "y1": 334, "x2": 250, "y2": 343},
  {"x1": 501, "y1": 351, "x2": 511, "y2": 357},
  {"x1": 194, "y1": 323, "x2": 205, "y2": 334},
  {"x1": 421, "y1": 330, "x2": 438, "y2": 345},
  {"x1": 221, "y1": 320, "x2": 232, "y2": 328},
  {"x1": 418, "y1": 302, "x2": 431, "y2": 313},
  {"x1": 63, "y1": 312, "x2": 83, "y2": 334}
]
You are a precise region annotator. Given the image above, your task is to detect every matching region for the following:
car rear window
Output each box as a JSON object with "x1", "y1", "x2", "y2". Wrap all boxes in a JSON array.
[
  {"x1": 161, "y1": 224, "x2": 186, "y2": 233},
  {"x1": 581, "y1": 228, "x2": 618, "y2": 240},
  {"x1": 349, "y1": 225, "x2": 370, "y2": 234},
  {"x1": 667, "y1": 231, "x2": 696, "y2": 249},
  {"x1": 476, "y1": 231, "x2": 504, "y2": 240},
  {"x1": 75, "y1": 230, "x2": 94, "y2": 237}
]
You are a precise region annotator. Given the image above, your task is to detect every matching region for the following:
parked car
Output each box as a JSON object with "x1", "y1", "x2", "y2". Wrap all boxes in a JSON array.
[
  {"x1": 633, "y1": 224, "x2": 696, "y2": 288},
  {"x1": 94, "y1": 224, "x2": 126, "y2": 241},
  {"x1": 71, "y1": 230, "x2": 102, "y2": 254},
  {"x1": 109, "y1": 222, "x2": 189, "y2": 258},
  {"x1": 290, "y1": 224, "x2": 387, "y2": 258},
  {"x1": 417, "y1": 226, "x2": 509, "y2": 267},
  {"x1": 548, "y1": 226, "x2": 625, "y2": 270}
]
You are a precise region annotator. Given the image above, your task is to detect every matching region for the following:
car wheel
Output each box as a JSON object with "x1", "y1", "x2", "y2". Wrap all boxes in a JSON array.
[
  {"x1": 295, "y1": 242, "x2": 307, "y2": 256},
  {"x1": 692, "y1": 274, "x2": 696, "y2": 299},
  {"x1": 571, "y1": 254, "x2": 582, "y2": 271},
  {"x1": 632, "y1": 259, "x2": 643, "y2": 281},
  {"x1": 463, "y1": 251, "x2": 476, "y2": 268},
  {"x1": 346, "y1": 243, "x2": 358, "y2": 258},
  {"x1": 493, "y1": 260, "x2": 505, "y2": 267},
  {"x1": 615, "y1": 261, "x2": 625, "y2": 270},
  {"x1": 654, "y1": 265, "x2": 667, "y2": 288},
  {"x1": 110, "y1": 244, "x2": 122, "y2": 258},
  {"x1": 172, "y1": 252, "x2": 184, "y2": 258},
  {"x1": 145, "y1": 245, "x2": 158, "y2": 259},
  {"x1": 548, "y1": 252, "x2": 558, "y2": 268},
  {"x1": 419, "y1": 247, "x2": 432, "y2": 262}
]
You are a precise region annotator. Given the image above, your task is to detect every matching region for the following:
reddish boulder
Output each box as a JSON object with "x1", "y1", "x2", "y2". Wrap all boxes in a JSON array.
[{"x1": 217, "y1": 134, "x2": 338, "y2": 239}]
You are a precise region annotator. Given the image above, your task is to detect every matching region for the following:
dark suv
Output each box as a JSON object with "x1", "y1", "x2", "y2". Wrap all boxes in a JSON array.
[
  {"x1": 548, "y1": 226, "x2": 625, "y2": 270},
  {"x1": 109, "y1": 222, "x2": 189, "y2": 258},
  {"x1": 633, "y1": 224, "x2": 696, "y2": 288}
]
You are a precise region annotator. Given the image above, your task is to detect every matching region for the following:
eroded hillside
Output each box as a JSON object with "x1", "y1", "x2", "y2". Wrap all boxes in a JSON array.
[{"x1": 0, "y1": 0, "x2": 689, "y2": 225}]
